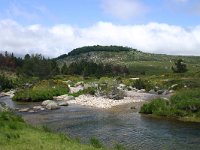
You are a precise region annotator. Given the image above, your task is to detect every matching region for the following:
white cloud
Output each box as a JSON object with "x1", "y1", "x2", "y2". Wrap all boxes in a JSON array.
[
  {"x1": 0, "y1": 19, "x2": 200, "y2": 57},
  {"x1": 101, "y1": 0, "x2": 148, "y2": 20}
]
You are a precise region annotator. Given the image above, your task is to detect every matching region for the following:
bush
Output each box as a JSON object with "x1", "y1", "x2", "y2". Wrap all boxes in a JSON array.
[
  {"x1": 132, "y1": 79, "x2": 153, "y2": 91},
  {"x1": 140, "y1": 99, "x2": 169, "y2": 116},
  {"x1": 13, "y1": 80, "x2": 69, "y2": 102},
  {"x1": 140, "y1": 89, "x2": 200, "y2": 121},
  {"x1": 0, "y1": 75, "x2": 14, "y2": 91},
  {"x1": 90, "y1": 137, "x2": 104, "y2": 149}
]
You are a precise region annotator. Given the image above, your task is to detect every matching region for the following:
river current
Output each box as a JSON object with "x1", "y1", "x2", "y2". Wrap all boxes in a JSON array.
[{"x1": 1, "y1": 96, "x2": 200, "y2": 150}]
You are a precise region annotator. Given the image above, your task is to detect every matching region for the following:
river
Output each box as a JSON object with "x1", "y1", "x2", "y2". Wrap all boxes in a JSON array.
[{"x1": 1, "y1": 96, "x2": 200, "y2": 150}]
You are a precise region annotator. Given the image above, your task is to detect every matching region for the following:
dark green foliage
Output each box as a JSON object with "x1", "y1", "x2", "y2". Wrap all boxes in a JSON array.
[
  {"x1": 132, "y1": 79, "x2": 146, "y2": 90},
  {"x1": 13, "y1": 80, "x2": 69, "y2": 102},
  {"x1": 61, "y1": 60, "x2": 129, "y2": 77},
  {"x1": 20, "y1": 54, "x2": 60, "y2": 79},
  {"x1": 61, "y1": 63, "x2": 68, "y2": 74},
  {"x1": 172, "y1": 59, "x2": 187, "y2": 73},
  {"x1": 140, "y1": 99, "x2": 170, "y2": 116},
  {"x1": 140, "y1": 89, "x2": 200, "y2": 121},
  {"x1": 132, "y1": 79, "x2": 153, "y2": 91},
  {"x1": 0, "y1": 75, "x2": 14, "y2": 91},
  {"x1": 90, "y1": 137, "x2": 104, "y2": 149},
  {"x1": 170, "y1": 89, "x2": 200, "y2": 112},
  {"x1": 67, "y1": 45, "x2": 132, "y2": 56},
  {"x1": 0, "y1": 51, "x2": 23, "y2": 71}
]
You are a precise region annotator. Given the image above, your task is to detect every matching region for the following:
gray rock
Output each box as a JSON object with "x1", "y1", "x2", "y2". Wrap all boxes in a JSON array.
[
  {"x1": 63, "y1": 95, "x2": 75, "y2": 101},
  {"x1": 137, "y1": 89, "x2": 146, "y2": 93},
  {"x1": 28, "y1": 110, "x2": 35, "y2": 113},
  {"x1": 149, "y1": 89, "x2": 157, "y2": 94},
  {"x1": 19, "y1": 108, "x2": 29, "y2": 112},
  {"x1": 157, "y1": 90, "x2": 164, "y2": 95},
  {"x1": 119, "y1": 84, "x2": 126, "y2": 89},
  {"x1": 75, "y1": 81, "x2": 84, "y2": 87},
  {"x1": 42, "y1": 100, "x2": 54, "y2": 106},
  {"x1": 3, "y1": 90, "x2": 15, "y2": 98},
  {"x1": 170, "y1": 84, "x2": 178, "y2": 90},
  {"x1": 46, "y1": 102, "x2": 60, "y2": 110},
  {"x1": 58, "y1": 101, "x2": 69, "y2": 106},
  {"x1": 33, "y1": 106, "x2": 44, "y2": 111},
  {"x1": 162, "y1": 90, "x2": 169, "y2": 95},
  {"x1": 84, "y1": 83, "x2": 92, "y2": 89},
  {"x1": 40, "y1": 108, "x2": 45, "y2": 111}
]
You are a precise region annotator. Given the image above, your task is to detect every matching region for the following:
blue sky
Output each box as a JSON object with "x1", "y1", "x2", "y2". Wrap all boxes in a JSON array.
[{"x1": 0, "y1": 0, "x2": 200, "y2": 57}]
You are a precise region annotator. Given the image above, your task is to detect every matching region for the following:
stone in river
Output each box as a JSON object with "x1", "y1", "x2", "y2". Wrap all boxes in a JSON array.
[{"x1": 46, "y1": 102, "x2": 60, "y2": 110}]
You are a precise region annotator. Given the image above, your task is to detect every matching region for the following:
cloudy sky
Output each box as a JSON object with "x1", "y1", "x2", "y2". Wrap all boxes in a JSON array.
[{"x1": 0, "y1": 0, "x2": 200, "y2": 57}]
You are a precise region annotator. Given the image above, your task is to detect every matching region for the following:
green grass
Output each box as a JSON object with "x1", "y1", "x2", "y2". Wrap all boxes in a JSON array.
[
  {"x1": 13, "y1": 80, "x2": 69, "y2": 102},
  {"x1": 140, "y1": 89, "x2": 200, "y2": 122},
  {"x1": 0, "y1": 112, "x2": 105, "y2": 150}
]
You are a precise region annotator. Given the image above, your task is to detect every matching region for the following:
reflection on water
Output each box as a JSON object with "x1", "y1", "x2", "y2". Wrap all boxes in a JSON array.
[{"x1": 1, "y1": 96, "x2": 200, "y2": 150}]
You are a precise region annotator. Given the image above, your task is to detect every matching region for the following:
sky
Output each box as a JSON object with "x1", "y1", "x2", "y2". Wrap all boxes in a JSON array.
[{"x1": 0, "y1": 0, "x2": 200, "y2": 57}]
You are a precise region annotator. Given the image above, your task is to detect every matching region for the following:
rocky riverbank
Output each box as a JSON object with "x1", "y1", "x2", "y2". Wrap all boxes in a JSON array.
[{"x1": 68, "y1": 91, "x2": 158, "y2": 109}]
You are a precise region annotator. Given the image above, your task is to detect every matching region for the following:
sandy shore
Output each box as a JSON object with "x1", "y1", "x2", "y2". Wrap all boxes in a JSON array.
[{"x1": 68, "y1": 91, "x2": 158, "y2": 109}]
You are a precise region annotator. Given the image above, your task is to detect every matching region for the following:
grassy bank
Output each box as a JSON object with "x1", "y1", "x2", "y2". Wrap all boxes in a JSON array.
[
  {"x1": 13, "y1": 80, "x2": 69, "y2": 102},
  {"x1": 0, "y1": 112, "x2": 106, "y2": 150},
  {"x1": 140, "y1": 89, "x2": 200, "y2": 122}
]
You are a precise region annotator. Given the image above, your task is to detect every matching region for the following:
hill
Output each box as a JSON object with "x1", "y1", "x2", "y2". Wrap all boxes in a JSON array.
[{"x1": 56, "y1": 45, "x2": 200, "y2": 75}]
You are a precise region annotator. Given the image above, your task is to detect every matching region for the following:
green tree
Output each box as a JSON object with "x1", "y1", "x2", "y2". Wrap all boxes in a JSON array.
[
  {"x1": 61, "y1": 63, "x2": 68, "y2": 74},
  {"x1": 172, "y1": 59, "x2": 187, "y2": 73}
]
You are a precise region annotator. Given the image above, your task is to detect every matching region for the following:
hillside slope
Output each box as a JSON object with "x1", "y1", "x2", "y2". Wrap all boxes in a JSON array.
[{"x1": 57, "y1": 46, "x2": 200, "y2": 75}]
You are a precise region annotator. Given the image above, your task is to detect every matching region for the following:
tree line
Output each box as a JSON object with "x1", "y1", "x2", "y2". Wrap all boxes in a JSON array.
[
  {"x1": 67, "y1": 45, "x2": 134, "y2": 56},
  {"x1": 61, "y1": 60, "x2": 129, "y2": 77},
  {"x1": 0, "y1": 52, "x2": 129, "y2": 79},
  {"x1": 0, "y1": 51, "x2": 23, "y2": 70},
  {"x1": 0, "y1": 52, "x2": 59, "y2": 79}
]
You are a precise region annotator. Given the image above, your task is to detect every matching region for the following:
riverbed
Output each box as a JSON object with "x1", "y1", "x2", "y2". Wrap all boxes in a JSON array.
[{"x1": 1, "y1": 96, "x2": 200, "y2": 150}]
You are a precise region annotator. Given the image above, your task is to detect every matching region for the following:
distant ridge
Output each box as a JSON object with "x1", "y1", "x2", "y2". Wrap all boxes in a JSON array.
[{"x1": 55, "y1": 45, "x2": 200, "y2": 75}]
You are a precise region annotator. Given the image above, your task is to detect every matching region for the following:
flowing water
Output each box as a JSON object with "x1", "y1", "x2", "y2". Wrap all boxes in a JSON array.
[{"x1": 1, "y1": 96, "x2": 200, "y2": 150}]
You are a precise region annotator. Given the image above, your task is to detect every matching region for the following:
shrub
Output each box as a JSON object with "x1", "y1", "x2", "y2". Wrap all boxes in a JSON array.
[
  {"x1": 140, "y1": 98, "x2": 169, "y2": 115},
  {"x1": 132, "y1": 79, "x2": 153, "y2": 91},
  {"x1": 90, "y1": 137, "x2": 104, "y2": 149},
  {"x1": 0, "y1": 75, "x2": 14, "y2": 91},
  {"x1": 140, "y1": 89, "x2": 200, "y2": 121}
]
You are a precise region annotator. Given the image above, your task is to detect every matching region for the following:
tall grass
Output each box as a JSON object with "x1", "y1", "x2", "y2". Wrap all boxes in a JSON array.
[
  {"x1": 0, "y1": 112, "x2": 104, "y2": 150},
  {"x1": 140, "y1": 89, "x2": 200, "y2": 122}
]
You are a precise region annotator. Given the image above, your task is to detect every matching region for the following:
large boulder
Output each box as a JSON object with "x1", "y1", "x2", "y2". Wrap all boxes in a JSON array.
[
  {"x1": 46, "y1": 102, "x2": 60, "y2": 110},
  {"x1": 42, "y1": 100, "x2": 54, "y2": 106}
]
